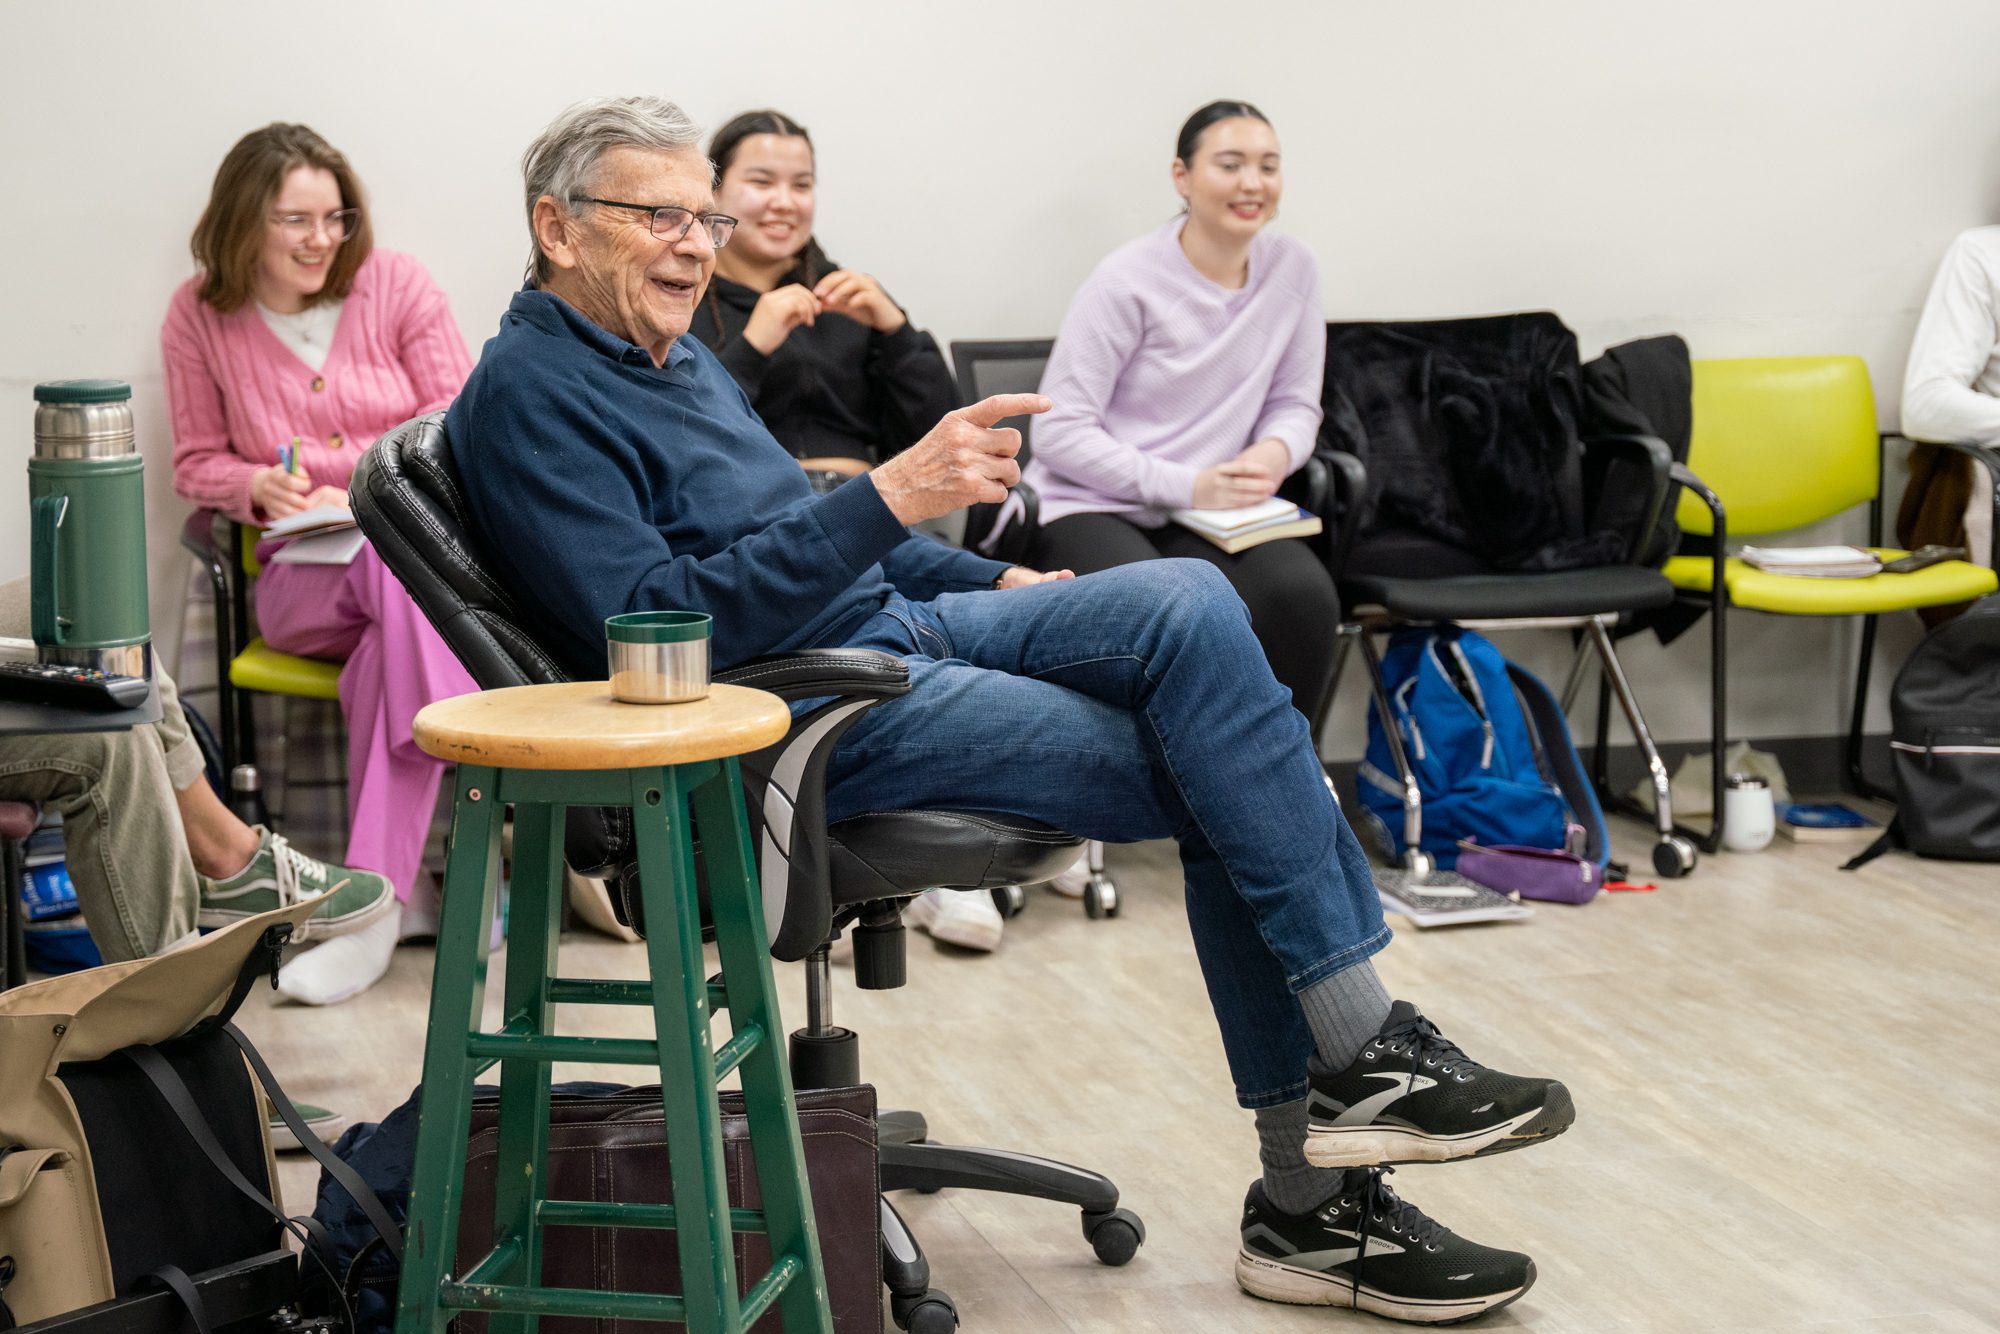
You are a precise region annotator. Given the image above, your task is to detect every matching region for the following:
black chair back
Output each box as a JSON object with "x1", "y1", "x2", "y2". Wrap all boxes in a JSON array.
[
  {"x1": 350, "y1": 412, "x2": 569, "y2": 690},
  {"x1": 949, "y1": 339, "x2": 1051, "y2": 468}
]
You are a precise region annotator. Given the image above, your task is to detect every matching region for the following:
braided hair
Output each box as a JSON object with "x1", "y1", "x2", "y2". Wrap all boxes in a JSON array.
[{"x1": 705, "y1": 109, "x2": 833, "y2": 348}]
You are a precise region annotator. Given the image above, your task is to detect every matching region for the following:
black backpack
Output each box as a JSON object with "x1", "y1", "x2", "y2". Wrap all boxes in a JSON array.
[{"x1": 1846, "y1": 593, "x2": 2000, "y2": 868}]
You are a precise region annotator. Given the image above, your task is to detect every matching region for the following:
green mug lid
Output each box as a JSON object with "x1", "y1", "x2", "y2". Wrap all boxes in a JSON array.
[
  {"x1": 35, "y1": 379, "x2": 131, "y2": 404},
  {"x1": 607, "y1": 611, "x2": 712, "y2": 643}
]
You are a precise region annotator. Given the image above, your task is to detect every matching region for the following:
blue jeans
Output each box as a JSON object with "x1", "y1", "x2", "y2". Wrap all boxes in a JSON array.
[{"x1": 822, "y1": 560, "x2": 1388, "y2": 1108}]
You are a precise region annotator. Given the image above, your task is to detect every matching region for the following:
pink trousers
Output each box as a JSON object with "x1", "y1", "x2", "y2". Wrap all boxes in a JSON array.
[{"x1": 256, "y1": 541, "x2": 478, "y2": 901}]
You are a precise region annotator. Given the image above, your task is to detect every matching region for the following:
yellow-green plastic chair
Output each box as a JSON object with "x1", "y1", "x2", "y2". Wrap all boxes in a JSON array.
[
  {"x1": 1663, "y1": 357, "x2": 1997, "y2": 820},
  {"x1": 179, "y1": 511, "x2": 344, "y2": 800}
]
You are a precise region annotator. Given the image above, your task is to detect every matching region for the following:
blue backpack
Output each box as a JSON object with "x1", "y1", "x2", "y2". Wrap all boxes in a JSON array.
[{"x1": 1358, "y1": 626, "x2": 1607, "y2": 870}]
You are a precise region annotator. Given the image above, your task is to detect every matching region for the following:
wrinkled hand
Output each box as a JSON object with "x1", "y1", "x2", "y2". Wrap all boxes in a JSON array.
[
  {"x1": 814, "y1": 269, "x2": 906, "y2": 334},
  {"x1": 1190, "y1": 438, "x2": 1291, "y2": 509},
  {"x1": 250, "y1": 465, "x2": 312, "y2": 519},
  {"x1": 870, "y1": 393, "x2": 1050, "y2": 525},
  {"x1": 741, "y1": 284, "x2": 821, "y2": 355},
  {"x1": 996, "y1": 566, "x2": 1074, "y2": 589}
]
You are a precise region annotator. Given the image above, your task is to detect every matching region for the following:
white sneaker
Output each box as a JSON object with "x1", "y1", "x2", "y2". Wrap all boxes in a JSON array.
[
  {"x1": 904, "y1": 889, "x2": 1004, "y2": 952},
  {"x1": 1045, "y1": 860, "x2": 1090, "y2": 900}
]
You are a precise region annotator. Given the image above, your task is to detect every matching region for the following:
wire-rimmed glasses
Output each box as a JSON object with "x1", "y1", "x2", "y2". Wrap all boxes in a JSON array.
[
  {"x1": 271, "y1": 209, "x2": 361, "y2": 243},
  {"x1": 572, "y1": 198, "x2": 738, "y2": 248}
]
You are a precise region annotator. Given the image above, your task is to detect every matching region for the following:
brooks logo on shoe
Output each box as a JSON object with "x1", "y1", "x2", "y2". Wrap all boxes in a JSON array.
[{"x1": 1332, "y1": 1071, "x2": 1437, "y2": 1127}]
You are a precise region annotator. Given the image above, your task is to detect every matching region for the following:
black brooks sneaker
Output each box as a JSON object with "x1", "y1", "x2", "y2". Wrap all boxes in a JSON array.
[
  {"x1": 1304, "y1": 1001, "x2": 1574, "y2": 1168},
  {"x1": 1236, "y1": 1170, "x2": 1535, "y2": 1325}
]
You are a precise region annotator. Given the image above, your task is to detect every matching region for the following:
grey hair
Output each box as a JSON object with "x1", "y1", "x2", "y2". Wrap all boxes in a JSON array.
[{"x1": 520, "y1": 96, "x2": 703, "y2": 286}]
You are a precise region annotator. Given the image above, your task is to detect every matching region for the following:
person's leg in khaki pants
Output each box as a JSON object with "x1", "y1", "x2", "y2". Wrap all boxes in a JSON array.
[
  {"x1": 0, "y1": 669, "x2": 207, "y2": 961},
  {"x1": 0, "y1": 578, "x2": 212, "y2": 961}
]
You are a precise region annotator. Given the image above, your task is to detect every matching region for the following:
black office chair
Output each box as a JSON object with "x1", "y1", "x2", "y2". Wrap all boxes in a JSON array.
[
  {"x1": 1317, "y1": 314, "x2": 1698, "y2": 878},
  {"x1": 950, "y1": 339, "x2": 1051, "y2": 569},
  {"x1": 351, "y1": 413, "x2": 1146, "y2": 1334}
]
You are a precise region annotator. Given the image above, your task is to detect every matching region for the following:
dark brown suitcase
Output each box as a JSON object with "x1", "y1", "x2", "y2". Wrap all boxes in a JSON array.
[{"x1": 455, "y1": 1084, "x2": 879, "y2": 1334}]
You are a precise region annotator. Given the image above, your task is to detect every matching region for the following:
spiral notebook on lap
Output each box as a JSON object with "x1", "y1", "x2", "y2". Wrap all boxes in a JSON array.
[
  {"x1": 1171, "y1": 497, "x2": 1323, "y2": 553},
  {"x1": 263, "y1": 504, "x2": 364, "y2": 565}
]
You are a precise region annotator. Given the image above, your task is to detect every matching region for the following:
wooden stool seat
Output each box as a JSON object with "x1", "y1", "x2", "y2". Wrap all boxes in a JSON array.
[{"x1": 413, "y1": 681, "x2": 789, "y2": 770}]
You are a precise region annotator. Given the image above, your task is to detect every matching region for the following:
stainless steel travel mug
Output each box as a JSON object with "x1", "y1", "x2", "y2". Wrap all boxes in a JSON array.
[{"x1": 606, "y1": 611, "x2": 712, "y2": 704}]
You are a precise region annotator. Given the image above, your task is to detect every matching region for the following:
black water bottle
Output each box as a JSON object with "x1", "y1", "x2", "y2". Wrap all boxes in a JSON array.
[{"x1": 229, "y1": 764, "x2": 269, "y2": 829}]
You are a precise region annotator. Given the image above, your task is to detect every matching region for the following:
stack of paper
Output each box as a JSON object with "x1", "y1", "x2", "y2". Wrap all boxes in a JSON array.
[
  {"x1": 1171, "y1": 497, "x2": 1323, "y2": 554},
  {"x1": 264, "y1": 504, "x2": 365, "y2": 565},
  {"x1": 262, "y1": 504, "x2": 357, "y2": 541},
  {"x1": 1739, "y1": 545, "x2": 1881, "y2": 578}
]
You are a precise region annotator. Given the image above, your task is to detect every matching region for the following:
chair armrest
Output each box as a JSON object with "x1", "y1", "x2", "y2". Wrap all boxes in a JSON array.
[
  {"x1": 1882, "y1": 432, "x2": 2000, "y2": 568},
  {"x1": 178, "y1": 509, "x2": 226, "y2": 562},
  {"x1": 721, "y1": 649, "x2": 912, "y2": 960},
  {"x1": 178, "y1": 510, "x2": 241, "y2": 665},
  {"x1": 716, "y1": 647, "x2": 912, "y2": 701},
  {"x1": 1316, "y1": 447, "x2": 1368, "y2": 582},
  {"x1": 1281, "y1": 453, "x2": 1331, "y2": 522},
  {"x1": 1671, "y1": 463, "x2": 1729, "y2": 608},
  {"x1": 962, "y1": 480, "x2": 1039, "y2": 565},
  {"x1": 1585, "y1": 432, "x2": 1673, "y2": 566}
]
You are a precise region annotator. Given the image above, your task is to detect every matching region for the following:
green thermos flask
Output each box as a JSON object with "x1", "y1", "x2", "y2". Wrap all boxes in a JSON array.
[{"x1": 29, "y1": 380, "x2": 151, "y2": 680}]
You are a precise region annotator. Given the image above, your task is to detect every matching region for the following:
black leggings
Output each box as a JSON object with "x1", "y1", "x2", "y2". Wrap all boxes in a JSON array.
[{"x1": 1030, "y1": 512, "x2": 1342, "y2": 720}]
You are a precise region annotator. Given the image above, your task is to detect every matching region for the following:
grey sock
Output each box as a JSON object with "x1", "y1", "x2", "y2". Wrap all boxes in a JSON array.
[
  {"x1": 1255, "y1": 1099, "x2": 1349, "y2": 1214},
  {"x1": 1298, "y1": 959, "x2": 1393, "y2": 1072}
]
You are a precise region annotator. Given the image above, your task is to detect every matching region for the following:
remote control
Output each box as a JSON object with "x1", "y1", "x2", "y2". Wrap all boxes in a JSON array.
[{"x1": 0, "y1": 660, "x2": 151, "y2": 710}]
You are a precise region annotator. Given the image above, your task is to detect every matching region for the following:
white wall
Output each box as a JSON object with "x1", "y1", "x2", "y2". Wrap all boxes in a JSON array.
[{"x1": 3, "y1": 0, "x2": 1996, "y2": 758}]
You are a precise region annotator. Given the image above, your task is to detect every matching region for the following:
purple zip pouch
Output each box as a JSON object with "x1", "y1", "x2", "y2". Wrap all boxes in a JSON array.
[{"x1": 1454, "y1": 840, "x2": 1602, "y2": 905}]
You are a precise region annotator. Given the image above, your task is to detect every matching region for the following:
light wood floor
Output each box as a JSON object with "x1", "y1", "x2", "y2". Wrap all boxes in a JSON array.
[{"x1": 240, "y1": 808, "x2": 2000, "y2": 1333}]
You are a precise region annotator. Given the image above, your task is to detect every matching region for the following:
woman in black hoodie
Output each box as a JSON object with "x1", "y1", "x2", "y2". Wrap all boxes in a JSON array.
[{"x1": 691, "y1": 110, "x2": 959, "y2": 477}]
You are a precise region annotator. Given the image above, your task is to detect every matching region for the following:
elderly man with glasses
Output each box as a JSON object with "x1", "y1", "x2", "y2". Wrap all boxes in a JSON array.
[{"x1": 446, "y1": 96, "x2": 1571, "y2": 1325}]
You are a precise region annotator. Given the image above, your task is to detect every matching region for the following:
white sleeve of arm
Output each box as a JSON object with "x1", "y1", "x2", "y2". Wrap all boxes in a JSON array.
[{"x1": 1901, "y1": 234, "x2": 2000, "y2": 447}]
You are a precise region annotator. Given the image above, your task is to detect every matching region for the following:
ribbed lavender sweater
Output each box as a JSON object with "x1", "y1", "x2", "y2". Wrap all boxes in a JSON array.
[
  {"x1": 162, "y1": 249, "x2": 472, "y2": 524},
  {"x1": 1025, "y1": 217, "x2": 1326, "y2": 527}
]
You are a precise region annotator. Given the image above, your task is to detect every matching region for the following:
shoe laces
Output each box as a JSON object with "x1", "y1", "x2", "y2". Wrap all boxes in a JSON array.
[
  {"x1": 1372, "y1": 1010, "x2": 1480, "y2": 1081},
  {"x1": 268, "y1": 833, "x2": 340, "y2": 906},
  {"x1": 1339, "y1": 1166, "x2": 1447, "y2": 1295}
]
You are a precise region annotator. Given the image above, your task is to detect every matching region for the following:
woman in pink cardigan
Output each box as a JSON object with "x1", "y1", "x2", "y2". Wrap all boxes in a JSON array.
[{"x1": 163, "y1": 123, "x2": 477, "y2": 1005}]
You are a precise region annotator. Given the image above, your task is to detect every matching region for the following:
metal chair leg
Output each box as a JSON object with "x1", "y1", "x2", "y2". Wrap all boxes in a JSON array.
[
  {"x1": 1357, "y1": 628, "x2": 1428, "y2": 873},
  {"x1": 1585, "y1": 618, "x2": 1698, "y2": 877},
  {"x1": 1846, "y1": 613, "x2": 1893, "y2": 801}
]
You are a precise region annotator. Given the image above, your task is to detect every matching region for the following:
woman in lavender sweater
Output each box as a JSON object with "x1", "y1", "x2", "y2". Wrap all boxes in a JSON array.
[{"x1": 1026, "y1": 101, "x2": 1338, "y2": 720}]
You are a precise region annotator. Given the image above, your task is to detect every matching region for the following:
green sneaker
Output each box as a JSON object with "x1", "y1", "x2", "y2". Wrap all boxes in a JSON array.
[
  {"x1": 200, "y1": 827, "x2": 395, "y2": 942},
  {"x1": 270, "y1": 1101, "x2": 346, "y2": 1152}
]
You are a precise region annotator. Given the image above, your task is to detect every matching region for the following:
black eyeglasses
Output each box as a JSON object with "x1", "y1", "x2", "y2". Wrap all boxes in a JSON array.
[{"x1": 572, "y1": 198, "x2": 737, "y2": 248}]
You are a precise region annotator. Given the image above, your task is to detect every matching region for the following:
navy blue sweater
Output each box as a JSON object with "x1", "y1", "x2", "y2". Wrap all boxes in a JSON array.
[{"x1": 446, "y1": 289, "x2": 1008, "y2": 677}]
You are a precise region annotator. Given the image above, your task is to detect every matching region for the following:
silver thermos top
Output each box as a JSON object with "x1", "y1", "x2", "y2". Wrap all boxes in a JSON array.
[{"x1": 33, "y1": 380, "x2": 135, "y2": 459}]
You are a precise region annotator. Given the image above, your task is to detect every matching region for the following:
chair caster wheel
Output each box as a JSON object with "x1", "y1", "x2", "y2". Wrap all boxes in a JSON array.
[
  {"x1": 1083, "y1": 875, "x2": 1118, "y2": 919},
  {"x1": 892, "y1": 1287, "x2": 958, "y2": 1332},
  {"x1": 992, "y1": 884, "x2": 1026, "y2": 918},
  {"x1": 1082, "y1": 1206, "x2": 1145, "y2": 1265},
  {"x1": 1653, "y1": 835, "x2": 1698, "y2": 879}
]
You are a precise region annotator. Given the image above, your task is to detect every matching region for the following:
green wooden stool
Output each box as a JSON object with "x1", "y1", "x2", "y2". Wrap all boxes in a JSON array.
[{"x1": 396, "y1": 680, "x2": 832, "y2": 1334}]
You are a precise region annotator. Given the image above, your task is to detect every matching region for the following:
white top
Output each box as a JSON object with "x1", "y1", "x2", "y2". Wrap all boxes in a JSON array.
[
  {"x1": 1901, "y1": 226, "x2": 2000, "y2": 567},
  {"x1": 256, "y1": 299, "x2": 345, "y2": 372}
]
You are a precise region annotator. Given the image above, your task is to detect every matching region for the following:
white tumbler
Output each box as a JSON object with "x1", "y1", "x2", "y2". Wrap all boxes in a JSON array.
[{"x1": 1722, "y1": 773, "x2": 1775, "y2": 852}]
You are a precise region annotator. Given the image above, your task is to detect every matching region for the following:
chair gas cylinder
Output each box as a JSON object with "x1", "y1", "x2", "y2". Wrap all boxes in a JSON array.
[{"x1": 29, "y1": 381, "x2": 151, "y2": 681}]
